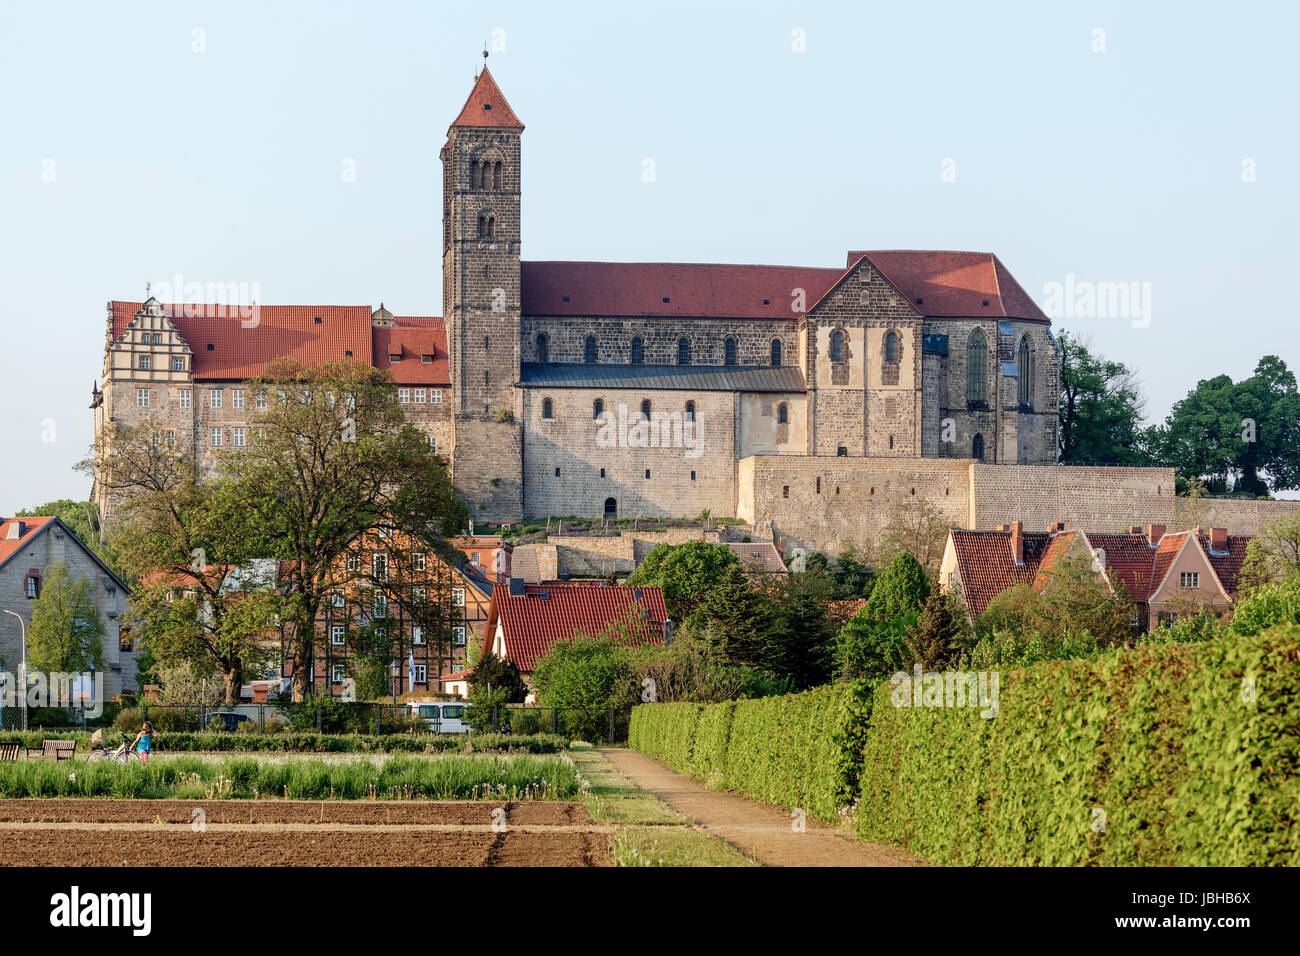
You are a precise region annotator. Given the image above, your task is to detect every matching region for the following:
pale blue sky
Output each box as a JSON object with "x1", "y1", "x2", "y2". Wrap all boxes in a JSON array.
[{"x1": 1, "y1": 0, "x2": 1296, "y2": 509}]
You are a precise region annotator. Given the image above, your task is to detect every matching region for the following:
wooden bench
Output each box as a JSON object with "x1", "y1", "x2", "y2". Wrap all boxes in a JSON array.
[
  {"x1": 24, "y1": 739, "x2": 76, "y2": 761},
  {"x1": 0, "y1": 742, "x2": 19, "y2": 762}
]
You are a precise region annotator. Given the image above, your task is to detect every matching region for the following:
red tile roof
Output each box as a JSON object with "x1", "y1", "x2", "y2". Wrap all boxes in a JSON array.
[
  {"x1": 950, "y1": 529, "x2": 1052, "y2": 616},
  {"x1": 0, "y1": 517, "x2": 55, "y2": 570},
  {"x1": 521, "y1": 261, "x2": 845, "y2": 319},
  {"x1": 372, "y1": 318, "x2": 450, "y2": 386},
  {"x1": 520, "y1": 251, "x2": 1048, "y2": 322},
  {"x1": 449, "y1": 66, "x2": 523, "y2": 129},
  {"x1": 724, "y1": 541, "x2": 789, "y2": 575},
  {"x1": 851, "y1": 251, "x2": 1049, "y2": 321},
  {"x1": 490, "y1": 585, "x2": 667, "y2": 672}
]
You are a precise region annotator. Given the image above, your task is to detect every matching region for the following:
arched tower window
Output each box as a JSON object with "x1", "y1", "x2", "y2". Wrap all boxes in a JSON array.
[
  {"x1": 830, "y1": 330, "x2": 845, "y2": 363},
  {"x1": 536, "y1": 333, "x2": 548, "y2": 364},
  {"x1": 724, "y1": 337, "x2": 737, "y2": 366},
  {"x1": 640, "y1": 399, "x2": 652, "y2": 419},
  {"x1": 477, "y1": 214, "x2": 495, "y2": 240},
  {"x1": 967, "y1": 329, "x2": 988, "y2": 404},
  {"x1": 593, "y1": 398, "x2": 604, "y2": 419},
  {"x1": 884, "y1": 330, "x2": 899, "y2": 364},
  {"x1": 542, "y1": 398, "x2": 554, "y2": 419},
  {"x1": 678, "y1": 337, "x2": 691, "y2": 365},
  {"x1": 771, "y1": 339, "x2": 782, "y2": 367},
  {"x1": 493, "y1": 161, "x2": 502, "y2": 189},
  {"x1": 630, "y1": 337, "x2": 644, "y2": 365},
  {"x1": 972, "y1": 433, "x2": 985, "y2": 462},
  {"x1": 777, "y1": 402, "x2": 789, "y2": 424},
  {"x1": 585, "y1": 336, "x2": 597, "y2": 364},
  {"x1": 684, "y1": 401, "x2": 696, "y2": 422},
  {"x1": 1017, "y1": 336, "x2": 1032, "y2": 407}
]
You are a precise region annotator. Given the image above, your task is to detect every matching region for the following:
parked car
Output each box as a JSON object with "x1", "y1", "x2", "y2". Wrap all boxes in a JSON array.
[
  {"x1": 408, "y1": 702, "x2": 472, "y2": 734},
  {"x1": 205, "y1": 712, "x2": 251, "y2": 732}
]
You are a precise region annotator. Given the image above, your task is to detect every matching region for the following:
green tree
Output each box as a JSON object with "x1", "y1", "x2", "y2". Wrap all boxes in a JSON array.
[
  {"x1": 626, "y1": 540, "x2": 739, "y2": 625},
  {"x1": 904, "y1": 588, "x2": 967, "y2": 669},
  {"x1": 833, "y1": 606, "x2": 912, "y2": 682},
  {"x1": 863, "y1": 552, "x2": 931, "y2": 621},
  {"x1": 468, "y1": 651, "x2": 527, "y2": 703},
  {"x1": 979, "y1": 552, "x2": 1135, "y2": 647},
  {"x1": 876, "y1": 498, "x2": 949, "y2": 574},
  {"x1": 696, "y1": 563, "x2": 775, "y2": 668},
  {"x1": 767, "y1": 567, "x2": 836, "y2": 689},
  {"x1": 27, "y1": 560, "x2": 105, "y2": 673},
  {"x1": 531, "y1": 634, "x2": 636, "y2": 742},
  {"x1": 1056, "y1": 331, "x2": 1148, "y2": 464}
]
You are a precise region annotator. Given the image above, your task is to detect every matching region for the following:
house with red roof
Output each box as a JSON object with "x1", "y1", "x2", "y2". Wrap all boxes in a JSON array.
[
  {"x1": 482, "y1": 581, "x2": 668, "y2": 700},
  {"x1": 91, "y1": 62, "x2": 1070, "y2": 531},
  {"x1": 939, "y1": 521, "x2": 1254, "y2": 630},
  {"x1": 0, "y1": 516, "x2": 135, "y2": 697}
]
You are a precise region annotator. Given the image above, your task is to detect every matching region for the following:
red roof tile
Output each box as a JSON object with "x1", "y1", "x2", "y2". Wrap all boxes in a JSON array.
[
  {"x1": 490, "y1": 585, "x2": 667, "y2": 672},
  {"x1": 851, "y1": 251, "x2": 1049, "y2": 321},
  {"x1": 449, "y1": 67, "x2": 523, "y2": 129},
  {"x1": 521, "y1": 261, "x2": 845, "y2": 319},
  {"x1": 950, "y1": 529, "x2": 1051, "y2": 616},
  {"x1": 0, "y1": 517, "x2": 55, "y2": 570},
  {"x1": 724, "y1": 541, "x2": 789, "y2": 575},
  {"x1": 372, "y1": 318, "x2": 450, "y2": 386},
  {"x1": 1084, "y1": 533, "x2": 1160, "y2": 602}
]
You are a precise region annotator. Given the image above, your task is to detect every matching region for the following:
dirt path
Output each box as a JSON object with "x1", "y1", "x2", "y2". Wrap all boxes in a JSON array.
[{"x1": 600, "y1": 749, "x2": 924, "y2": 867}]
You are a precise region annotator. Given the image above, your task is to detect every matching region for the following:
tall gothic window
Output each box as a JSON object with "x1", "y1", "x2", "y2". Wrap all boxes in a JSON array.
[
  {"x1": 542, "y1": 398, "x2": 554, "y2": 419},
  {"x1": 640, "y1": 399, "x2": 652, "y2": 419},
  {"x1": 678, "y1": 337, "x2": 691, "y2": 365},
  {"x1": 777, "y1": 402, "x2": 789, "y2": 424},
  {"x1": 1017, "y1": 337, "x2": 1032, "y2": 407},
  {"x1": 972, "y1": 433, "x2": 985, "y2": 462},
  {"x1": 724, "y1": 337, "x2": 737, "y2": 366},
  {"x1": 830, "y1": 330, "x2": 845, "y2": 363},
  {"x1": 493, "y1": 161, "x2": 502, "y2": 189},
  {"x1": 884, "y1": 330, "x2": 899, "y2": 364},
  {"x1": 630, "y1": 337, "x2": 644, "y2": 365},
  {"x1": 536, "y1": 333, "x2": 548, "y2": 363},
  {"x1": 771, "y1": 339, "x2": 782, "y2": 366},
  {"x1": 684, "y1": 401, "x2": 696, "y2": 422},
  {"x1": 967, "y1": 329, "x2": 987, "y2": 404},
  {"x1": 593, "y1": 398, "x2": 604, "y2": 420},
  {"x1": 585, "y1": 336, "x2": 597, "y2": 364}
]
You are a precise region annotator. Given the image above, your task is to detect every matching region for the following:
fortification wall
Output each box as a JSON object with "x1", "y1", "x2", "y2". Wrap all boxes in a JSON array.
[{"x1": 970, "y1": 464, "x2": 1176, "y2": 532}]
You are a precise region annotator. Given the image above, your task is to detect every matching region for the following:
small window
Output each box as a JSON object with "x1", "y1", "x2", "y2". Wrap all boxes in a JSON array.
[
  {"x1": 690, "y1": 471, "x2": 696, "y2": 480},
  {"x1": 331, "y1": 591, "x2": 345, "y2": 608},
  {"x1": 771, "y1": 339, "x2": 782, "y2": 367},
  {"x1": 26, "y1": 574, "x2": 40, "y2": 599},
  {"x1": 830, "y1": 329, "x2": 845, "y2": 363},
  {"x1": 782, "y1": 485, "x2": 790, "y2": 498},
  {"x1": 453, "y1": 627, "x2": 466, "y2": 646},
  {"x1": 412, "y1": 552, "x2": 427, "y2": 572},
  {"x1": 837, "y1": 445, "x2": 847, "y2": 457},
  {"x1": 452, "y1": 588, "x2": 466, "y2": 607},
  {"x1": 421, "y1": 354, "x2": 434, "y2": 364},
  {"x1": 413, "y1": 626, "x2": 425, "y2": 645},
  {"x1": 724, "y1": 337, "x2": 737, "y2": 366},
  {"x1": 684, "y1": 401, "x2": 696, "y2": 422},
  {"x1": 136, "y1": 388, "x2": 150, "y2": 408},
  {"x1": 232, "y1": 389, "x2": 244, "y2": 409},
  {"x1": 210, "y1": 389, "x2": 222, "y2": 408},
  {"x1": 180, "y1": 388, "x2": 191, "y2": 408},
  {"x1": 593, "y1": 398, "x2": 604, "y2": 419},
  {"x1": 210, "y1": 427, "x2": 223, "y2": 447},
  {"x1": 585, "y1": 336, "x2": 597, "y2": 364},
  {"x1": 332, "y1": 665, "x2": 346, "y2": 684},
  {"x1": 493, "y1": 161, "x2": 502, "y2": 189},
  {"x1": 138, "y1": 355, "x2": 151, "y2": 370},
  {"x1": 972, "y1": 433, "x2": 985, "y2": 462},
  {"x1": 777, "y1": 403, "x2": 789, "y2": 425},
  {"x1": 645, "y1": 469, "x2": 651, "y2": 479},
  {"x1": 372, "y1": 553, "x2": 388, "y2": 581},
  {"x1": 232, "y1": 427, "x2": 245, "y2": 447},
  {"x1": 967, "y1": 329, "x2": 988, "y2": 404},
  {"x1": 640, "y1": 399, "x2": 651, "y2": 419},
  {"x1": 412, "y1": 664, "x2": 428, "y2": 684},
  {"x1": 398, "y1": 388, "x2": 410, "y2": 403},
  {"x1": 118, "y1": 627, "x2": 134, "y2": 652},
  {"x1": 536, "y1": 333, "x2": 548, "y2": 363},
  {"x1": 414, "y1": 388, "x2": 426, "y2": 404},
  {"x1": 255, "y1": 391, "x2": 267, "y2": 410},
  {"x1": 678, "y1": 337, "x2": 691, "y2": 365},
  {"x1": 884, "y1": 330, "x2": 899, "y2": 364},
  {"x1": 630, "y1": 337, "x2": 644, "y2": 365},
  {"x1": 429, "y1": 389, "x2": 442, "y2": 404},
  {"x1": 542, "y1": 398, "x2": 554, "y2": 419},
  {"x1": 171, "y1": 357, "x2": 185, "y2": 371},
  {"x1": 1180, "y1": 572, "x2": 1200, "y2": 589},
  {"x1": 1017, "y1": 336, "x2": 1032, "y2": 407},
  {"x1": 331, "y1": 624, "x2": 345, "y2": 646},
  {"x1": 165, "y1": 429, "x2": 175, "y2": 446}
]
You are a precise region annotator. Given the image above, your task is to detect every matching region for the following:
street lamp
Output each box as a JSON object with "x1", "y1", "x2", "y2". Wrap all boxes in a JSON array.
[
  {"x1": 2, "y1": 610, "x2": 28, "y2": 731},
  {"x1": 389, "y1": 659, "x2": 400, "y2": 707}
]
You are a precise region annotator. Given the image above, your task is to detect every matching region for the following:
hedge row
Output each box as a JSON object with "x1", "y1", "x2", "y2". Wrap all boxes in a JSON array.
[
  {"x1": 630, "y1": 625, "x2": 1300, "y2": 865},
  {"x1": 628, "y1": 683, "x2": 873, "y2": 823},
  {"x1": 0, "y1": 730, "x2": 568, "y2": 755}
]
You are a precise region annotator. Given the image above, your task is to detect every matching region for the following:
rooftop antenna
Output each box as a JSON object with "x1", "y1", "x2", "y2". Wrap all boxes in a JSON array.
[{"x1": 145, "y1": 281, "x2": 151, "y2": 299}]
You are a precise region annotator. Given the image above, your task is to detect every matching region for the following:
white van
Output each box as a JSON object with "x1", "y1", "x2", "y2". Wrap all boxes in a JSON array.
[{"x1": 409, "y1": 702, "x2": 472, "y2": 734}]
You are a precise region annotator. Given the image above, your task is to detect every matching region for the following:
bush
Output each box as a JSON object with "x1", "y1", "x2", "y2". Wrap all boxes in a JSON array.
[{"x1": 0, "y1": 730, "x2": 569, "y2": 755}]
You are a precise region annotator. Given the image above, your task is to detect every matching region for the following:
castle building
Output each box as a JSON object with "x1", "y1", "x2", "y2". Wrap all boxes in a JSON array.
[{"x1": 92, "y1": 66, "x2": 1060, "y2": 528}]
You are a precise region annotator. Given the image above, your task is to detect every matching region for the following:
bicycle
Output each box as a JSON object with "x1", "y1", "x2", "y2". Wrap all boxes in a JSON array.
[{"x1": 87, "y1": 733, "x2": 141, "y2": 764}]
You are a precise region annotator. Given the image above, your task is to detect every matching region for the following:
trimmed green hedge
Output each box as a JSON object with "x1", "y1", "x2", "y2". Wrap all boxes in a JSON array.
[
  {"x1": 0, "y1": 730, "x2": 568, "y2": 755},
  {"x1": 631, "y1": 626, "x2": 1300, "y2": 865},
  {"x1": 629, "y1": 683, "x2": 873, "y2": 823}
]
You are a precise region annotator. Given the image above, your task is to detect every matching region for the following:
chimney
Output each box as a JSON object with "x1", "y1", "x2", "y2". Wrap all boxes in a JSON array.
[
  {"x1": 1129, "y1": 526, "x2": 1142, "y2": 535},
  {"x1": 5, "y1": 521, "x2": 23, "y2": 540},
  {"x1": 1048, "y1": 522, "x2": 1065, "y2": 532},
  {"x1": 1010, "y1": 521, "x2": 1024, "y2": 565},
  {"x1": 1209, "y1": 528, "x2": 1228, "y2": 553},
  {"x1": 1147, "y1": 524, "x2": 1165, "y2": 547}
]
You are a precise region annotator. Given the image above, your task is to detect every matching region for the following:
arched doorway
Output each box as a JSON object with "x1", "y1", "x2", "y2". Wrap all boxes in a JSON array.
[
  {"x1": 972, "y1": 433, "x2": 985, "y2": 462},
  {"x1": 604, "y1": 497, "x2": 617, "y2": 520}
]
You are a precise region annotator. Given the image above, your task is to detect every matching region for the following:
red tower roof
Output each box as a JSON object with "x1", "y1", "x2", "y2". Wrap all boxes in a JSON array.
[{"x1": 449, "y1": 66, "x2": 523, "y2": 130}]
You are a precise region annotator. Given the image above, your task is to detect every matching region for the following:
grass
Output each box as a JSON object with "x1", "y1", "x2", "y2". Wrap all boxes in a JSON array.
[
  {"x1": 567, "y1": 749, "x2": 758, "y2": 866},
  {"x1": 0, "y1": 753, "x2": 578, "y2": 801}
]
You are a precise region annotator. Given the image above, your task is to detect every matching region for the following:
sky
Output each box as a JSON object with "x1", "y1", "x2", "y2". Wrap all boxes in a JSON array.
[{"x1": 1, "y1": 0, "x2": 1296, "y2": 510}]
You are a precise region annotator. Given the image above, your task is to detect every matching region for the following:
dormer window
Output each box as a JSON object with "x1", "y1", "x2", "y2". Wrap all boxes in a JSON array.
[
  {"x1": 421, "y1": 354, "x2": 434, "y2": 364},
  {"x1": 389, "y1": 353, "x2": 402, "y2": 363}
]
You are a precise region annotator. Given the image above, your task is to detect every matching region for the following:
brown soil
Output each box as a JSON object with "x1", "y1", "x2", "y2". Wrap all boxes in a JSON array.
[
  {"x1": 601, "y1": 749, "x2": 925, "y2": 867},
  {"x1": 0, "y1": 800, "x2": 608, "y2": 867}
]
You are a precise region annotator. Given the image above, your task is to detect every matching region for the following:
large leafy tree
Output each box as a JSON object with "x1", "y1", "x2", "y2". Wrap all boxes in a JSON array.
[
  {"x1": 221, "y1": 358, "x2": 467, "y2": 701},
  {"x1": 863, "y1": 552, "x2": 931, "y2": 622},
  {"x1": 27, "y1": 560, "x2": 105, "y2": 673},
  {"x1": 1056, "y1": 331, "x2": 1148, "y2": 464},
  {"x1": 1145, "y1": 356, "x2": 1300, "y2": 495},
  {"x1": 626, "y1": 540, "x2": 739, "y2": 626}
]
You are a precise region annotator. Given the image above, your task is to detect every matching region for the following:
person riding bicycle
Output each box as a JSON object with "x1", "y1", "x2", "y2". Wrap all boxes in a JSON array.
[{"x1": 130, "y1": 721, "x2": 154, "y2": 764}]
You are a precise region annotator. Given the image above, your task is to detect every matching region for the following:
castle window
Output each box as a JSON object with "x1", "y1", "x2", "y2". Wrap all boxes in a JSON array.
[
  {"x1": 232, "y1": 389, "x2": 244, "y2": 409},
  {"x1": 26, "y1": 572, "x2": 41, "y2": 599},
  {"x1": 967, "y1": 329, "x2": 988, "y2": 404},
  {"x1": 180, "y1": 389, "x2": 191, "y2": 408},
  {"x1": 837, "y1": 445, "x2": 847, "y2": 457},
  {"x1": 542, "y1": 398, "x2": 554, "y2": 419},
  {"x1": 972, "y1": 433, "x2": 985, "y2": 462},
  {"x1": 493, "y1": 161, "x2": 502, "y2": 189},
  {"x1": 478, "y1": 214, "x2": 495, "y2": 239},
  {"x1": 138, "y1": 355, "x2": 150, "y2": 371},
  {"x1": 724, "y1": 337, "x2": 737, "y2": 366},
  {"x1": 593, "y1": 398, "x2": 604, "y2": 419},
  {"x1": 889, "y1": 435, "x2": 894, "y2": 449},
  {"x1": 678, "y1": 338, "x2": 691, "y2": 365},
  {"x1": 884, "y1": 330, "x2": 899, "y2": 364},
  {"x1": 165, "y1": 430, "x2": 175, "y2": 446},
  {"x1": 816, "y1": 477, "x2": 822, "y2": 494},
  {"x1": 604, "y1": 497, "x2": 617, "y2": 519},
  {"x1": 630, "y1": 338, "x2": 644, "y2": 365},
  {"x1": 1017, "y1": 336, "x2": 1032, "y2": 407},
  {"x1": 640, "y1": 399, "x2": 651, "y2": 419},
  {"x1": 684, "y1": 401, "x2": 696, "y2": 422},
  {"x1": 136, "y1": 388, "x2": 150, "y2": 408},
  {"x1": 782, "y1": 485, "x2": 789, "y2": 498},
  {"x1": 399, "y1": 388, "x2": 410, "y2": 403},
  {"x1": 830, "y1": 330, "x2": 845, "y2": 363},
  {"x1": 536, "y1": 333, "x2": 548, "y2": 363},
  {"x1": 771, "y1": 339, "x2": 782, "y2": 366},
  {"x1": 210, "y1": 389, "x2": 222, "y2": 408},
  {"x1": 777, "y1": 402, "x2": 789, "y2": 425},
  {"x1": 645, "y1": 469, "x2": 651, "y2": 479},
  {"x1": 210, "y1": 427, "x2": 223, "y2": 447},
  {"x1": 585, "y1": 336, "x2": 597, "y2": 364},
  {"x1": 172, "y1": 357, "x2": 185, "y2": 371}
]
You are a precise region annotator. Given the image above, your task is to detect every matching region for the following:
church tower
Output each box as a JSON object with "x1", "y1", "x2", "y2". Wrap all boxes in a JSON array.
[{"x1": 441, "y1": 61, "x2": 524, "y2": 521}]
